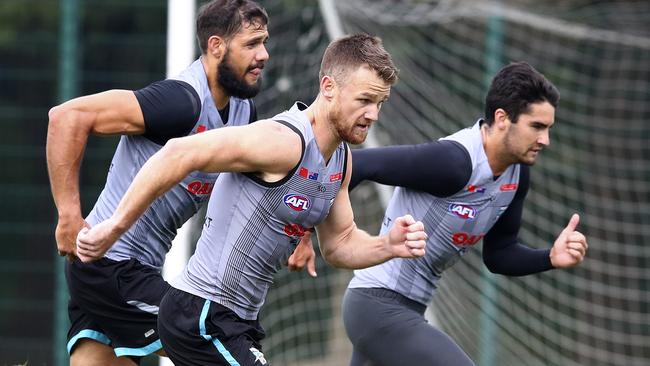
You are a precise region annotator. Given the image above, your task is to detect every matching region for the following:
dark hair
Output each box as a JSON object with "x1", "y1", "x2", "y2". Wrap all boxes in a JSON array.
[
  {"x1": 196, "y1": 0, "x2": 268, "y2": 54},
  {"x1": 319, "y1": 33, "x2": 399, "y2": 86},
  {"x1": 484, "y1": 62, "x2": 559, "y2": 125}
]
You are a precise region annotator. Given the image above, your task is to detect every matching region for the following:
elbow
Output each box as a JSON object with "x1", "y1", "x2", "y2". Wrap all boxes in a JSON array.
[
  {"x1": 320, "y1": 246, "x2": 348, "y2": 269},
  {"x1": 483, "y1": 256, "x2": 504, "y2": 275},
  {"x1": 47, "y1": 104, "x2": 87, "y2": 135},
  {"x1": 159, "y1": 137, "x2": 199, "y2": 174},
  {"x1": 320, "y1": 246, "x2": 338, "y2": 267},
  {"x1": 47, "y1": 105, "x2": 67, "y2": 132}
]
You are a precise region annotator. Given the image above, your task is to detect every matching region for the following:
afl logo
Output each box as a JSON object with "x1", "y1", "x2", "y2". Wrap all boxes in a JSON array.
[
  {"x1": 284, "y1": 194, "x2": 311, "y2": 212},
  {"x1": 449, "y1": 204, "x2": 476, "y2": 220}
]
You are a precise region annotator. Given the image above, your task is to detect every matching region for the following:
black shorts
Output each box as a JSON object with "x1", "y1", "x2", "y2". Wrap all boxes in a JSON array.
[
  {"x1": 158, "y1": 287, "x2": 267, "y2": 366},
  {"x1": 66, "y1": 257, "x2": 171, "y2": 359}
]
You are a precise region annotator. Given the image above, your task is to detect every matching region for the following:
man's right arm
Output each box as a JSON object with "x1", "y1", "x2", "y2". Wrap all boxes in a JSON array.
[
  {"x1": 47, "y1": 90, "x2": 146, "y2": 257},
  {"x1": 75, "y1": 120, "x2": 304, "y2": 262},
  {"x1": 47, "y1": 79, "x2": 201, "y2": 257}
]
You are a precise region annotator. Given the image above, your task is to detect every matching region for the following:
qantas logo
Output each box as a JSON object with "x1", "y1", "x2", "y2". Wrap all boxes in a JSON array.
[
  {"x1": 187, "y1": 181, "x2": 213, "y2": 195},
  {"x1": 500, "y1": 183, "x2": 518, "y2": 191},
  {"x1": 448, "y1": 204, "x2": 476, "y2": 220},
  {"x1": 329, "y1": 172, "x2": 343, "y2": 182},
  {"x1": 452, "y1": 232, "x2": 484, "y2": 246},
  {"x1": 283, "y1": 223, "x2": 310, "y2": 237},
  {"x1": 283, "y1": 194, "x2": 311, "y2": 211}
]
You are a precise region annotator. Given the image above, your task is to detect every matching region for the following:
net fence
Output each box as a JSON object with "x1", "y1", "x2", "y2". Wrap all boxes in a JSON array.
[{"x1": 252, "y1": 1, "x2": 650, "y2": 365}]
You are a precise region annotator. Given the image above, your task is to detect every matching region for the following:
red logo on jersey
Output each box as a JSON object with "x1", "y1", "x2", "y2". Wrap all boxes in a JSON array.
[
  {"x1": 196, "y1": 125, "x2": 206, "y2": 133},
  {"x1": 500, "y1": 183, "x2": 518, "y2": 191},
  {"x1": 283, "y1": 223, "x2": 310, "y2": 237},
  {"x1": 298, "y1": 167, "x2": 309, "y2": 178},
  {"x1": 451, "y1": 232, "x2": 484, "y2": 246},
  {"x1": 187, "y1": 181, "x2": 213, "y2": 195},
  {"x1": 329, "y1": 172, "x2": 343, "y2": 182},
  {"x1": 283, "y1": 194, "x2": 311, "y2": 211},
  {"x1": 467, "y1": 185, "x2": 486, "y2": 193}
]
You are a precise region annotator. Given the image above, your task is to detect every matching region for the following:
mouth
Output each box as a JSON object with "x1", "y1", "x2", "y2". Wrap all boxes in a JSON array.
[
  {"x1": 355, "y1": 124, "x2": 370, "y2": 133},
  {"x1": 247, "y1": 64, "x2": 264, "y2": 77}
]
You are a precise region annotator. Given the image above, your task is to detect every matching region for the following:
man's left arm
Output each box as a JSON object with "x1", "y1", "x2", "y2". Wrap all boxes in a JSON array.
[
  {"x1": 314, "y1": 149, "x2": 427, "y2": 269},
  {"x1": 482, "y1": 166, "x2": 588, "y2": 275}
]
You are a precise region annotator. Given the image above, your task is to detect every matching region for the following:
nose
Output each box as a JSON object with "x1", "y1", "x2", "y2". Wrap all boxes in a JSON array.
[
  {"x1": 364, "y1": 105, "x2": 380, "y2": 122},
  {"x1": 538, "y1": 130, "x2": 550, "y2": 147},
  {"x1": 257, "y1": 44, "x2": 269, "y2": 63}
]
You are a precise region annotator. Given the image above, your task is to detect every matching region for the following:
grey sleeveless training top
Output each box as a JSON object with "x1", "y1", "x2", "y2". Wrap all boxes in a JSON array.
[
  {"x1": 172, "y1": 102, "x2": 348, "y2": 320},
  {"x1": 87, "y1": 59, "x2": 253, "y2": 268},
  {"x1": 349, "y1": 121, "x2": 521, "y2": 305}
]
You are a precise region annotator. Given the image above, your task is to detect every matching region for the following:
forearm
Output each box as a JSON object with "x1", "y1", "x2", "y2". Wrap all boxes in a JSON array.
[
  {"x1": 46, "y1": 107, "x2": 89, "y2": 217},
  {"x1": 318, "y1": 225, "x2": 393, "y2": 269},
  {"x1": 110, "y1": 140, "x2": 194, "y2": 235}
]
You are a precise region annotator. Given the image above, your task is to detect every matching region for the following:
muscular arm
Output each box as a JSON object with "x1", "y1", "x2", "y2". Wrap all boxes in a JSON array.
[
  {"x1": 47, "y1": 90, "x2": 145, "y2": 256},
  {"x1": 315, "y1": 149, "x2": 427, "y2": 269},
  {"x1": 75, "y1": 120, "x2": 303, "y2": 261},
  {"x1": 349, "y1": 140, "x2": 471, "y2": 196},
  {"x1": 46, "y1": 80, "x2": 200, "y2": 256},
  {"x1": 482, "y1": 166, "x2": 554, "y2": 276}
]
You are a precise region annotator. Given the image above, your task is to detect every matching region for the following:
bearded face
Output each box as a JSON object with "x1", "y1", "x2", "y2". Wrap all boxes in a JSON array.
[{"x1": 217, "y1": 48, "x2": 264, "y2": 99}]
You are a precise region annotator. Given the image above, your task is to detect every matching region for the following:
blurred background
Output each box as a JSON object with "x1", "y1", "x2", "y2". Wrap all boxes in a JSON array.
[{"x1": 1, "y1": 0, "x2": 648, "y2": 365}]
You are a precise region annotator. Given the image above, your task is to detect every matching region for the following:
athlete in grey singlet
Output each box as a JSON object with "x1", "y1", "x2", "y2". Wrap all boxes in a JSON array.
[
  {"x1": 343, "y1": 62, "x2": 589, "y2": 366},
  {"x1": 47, "y1": 1, "x2": 271, "y2": 363},
  {"x1": 174, "y1": 102, "x2": 347, "y2": 320},
  {"x1": 77, "y1": 34, "x2": 429, "y2": 366},
  {"x1": 94, "y1": 59, "x2": 254, "y2": 268}
]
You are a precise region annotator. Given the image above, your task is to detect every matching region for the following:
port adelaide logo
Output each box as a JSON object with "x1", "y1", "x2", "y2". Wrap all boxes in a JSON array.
[
  {"x1": 448, "y1": 203, "x2": 477, "y2": 220},
  {"x1": 284, "y1": 194, "x2": 311, "y2": 212}
]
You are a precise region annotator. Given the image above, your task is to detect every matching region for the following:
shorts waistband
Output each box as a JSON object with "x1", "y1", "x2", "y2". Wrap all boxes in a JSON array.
[{"x1": 354, "y1": 287, "x2": 427, "y2": 314}]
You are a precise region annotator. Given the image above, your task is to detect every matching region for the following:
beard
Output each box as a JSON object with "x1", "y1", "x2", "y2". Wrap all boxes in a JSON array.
[
  {"x1": 217, "y1": 51, "x2": 263, "y2": 99},
  {"x1": 329, "y1": 102, "x2": 368, "y2": 145}
]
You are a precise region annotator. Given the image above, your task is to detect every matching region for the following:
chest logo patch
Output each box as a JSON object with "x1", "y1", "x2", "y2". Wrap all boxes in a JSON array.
[
  {"x1": 500, "y1": 183, "x2": 518, "y2": 191},
  {"x1": 284, "y1": 194, "x2": 311, "y2": 212},
  {"x1": 448, "y1": 204, "x2": 477, "y2": 220}
]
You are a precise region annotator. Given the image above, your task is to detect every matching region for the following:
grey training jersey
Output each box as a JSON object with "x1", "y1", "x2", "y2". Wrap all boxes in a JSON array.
[
  {"x1": 349, "y1": 121, "x2": 521, "y2": 305},
  {"x1": 88, "y1": 59, "x2": 254, "y2": 268},
  {"x1": 172, "y1": 102, "x2": 348, "y2": 320}
]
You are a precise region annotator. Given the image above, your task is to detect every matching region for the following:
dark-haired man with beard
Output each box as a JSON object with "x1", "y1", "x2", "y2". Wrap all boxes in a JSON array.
[{"x1": 45, "y1": 1, "x2": 308, "y2": 365}]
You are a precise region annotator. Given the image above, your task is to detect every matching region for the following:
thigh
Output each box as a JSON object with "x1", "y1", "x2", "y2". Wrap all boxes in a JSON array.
[
  {"x1": 159, "y1": 287, "x2": 268, "y2": 366},
  {"x1": 70, "y1": 339, "x2": 137, "y2": 366},
  {"x1": 343, "y1": 288, "x2": 475, "y2": 366}
]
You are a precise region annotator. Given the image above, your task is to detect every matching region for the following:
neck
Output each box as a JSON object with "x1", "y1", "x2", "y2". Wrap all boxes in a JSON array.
[
  {"x1": 481, "y1": 122, "x2": 510, "y2": 176},
  {"x1": 201, "y1": 56, "x2": 229, "y2": 110},
  {"x1": 304, "y1": 95, "x2": 342, "y2": 162}
]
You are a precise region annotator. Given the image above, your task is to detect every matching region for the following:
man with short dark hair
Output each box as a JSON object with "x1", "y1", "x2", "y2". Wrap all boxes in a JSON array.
[
  {"x1": 342, "y1": 62, "x2": 589, "y2": 366},
  {"x1": 47, "y1": 1, "x2": 272, "y2": 364}
]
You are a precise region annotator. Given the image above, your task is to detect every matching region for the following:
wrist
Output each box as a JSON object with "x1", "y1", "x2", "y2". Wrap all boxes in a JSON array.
[
  {"x1": 108, "y1": 215, "x2": 130, "y2": 237},
  {"x1": 58, "y1": 209, "x2": 82, "y2": 221},
  {"x1": 382, "y1": 234, "x2": 397, "y2": 259}
]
